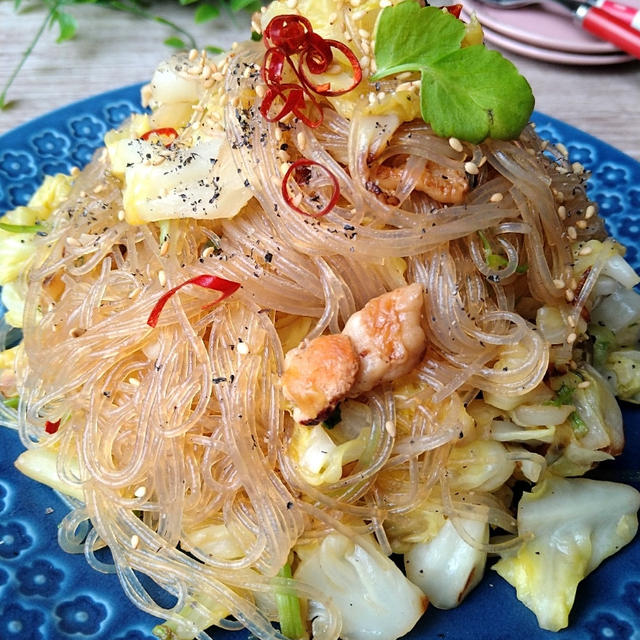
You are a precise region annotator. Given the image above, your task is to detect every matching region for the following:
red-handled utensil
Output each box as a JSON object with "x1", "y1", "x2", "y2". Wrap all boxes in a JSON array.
[
  {"x1": 576, "y1": 4, "x2": 640, "y2": 55},
  {"x1": 593, "y1": 0, "x2": 640, "y2": 29}
]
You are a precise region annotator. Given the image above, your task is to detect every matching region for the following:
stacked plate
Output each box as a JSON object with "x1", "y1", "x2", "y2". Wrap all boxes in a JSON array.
[{"x1": 461, "y1": 0, "x2": 640, "y2": 64}]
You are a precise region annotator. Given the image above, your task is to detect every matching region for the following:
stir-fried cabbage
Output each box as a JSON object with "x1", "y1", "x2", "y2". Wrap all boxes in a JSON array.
[
  {"x1": 404, "y1": 517, "x2": 488, "y2": 609},
  {"x1": 294, "y1": 532, "x2": 427, "y2": 640},
  {"x1": 493, "y1": 473, "x2": 640, "y2": 631}
]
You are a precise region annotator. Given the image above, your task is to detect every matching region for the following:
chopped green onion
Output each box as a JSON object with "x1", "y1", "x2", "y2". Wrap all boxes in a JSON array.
[
  {"x1": 0, "y1": 221, "x2": 46, "y2": 234},
  {"x1": 570, "y1": 411, "x2": 589, "y2": 437},
  {"x1": 275, "y1": 563, "x2": 306, "y2": 640},
  {"x1": 589, "y1": 323, "x2": 616, "y2": 369},
  {"x1": 3, "y1": 396, "x2": 19, "y2": 408}
]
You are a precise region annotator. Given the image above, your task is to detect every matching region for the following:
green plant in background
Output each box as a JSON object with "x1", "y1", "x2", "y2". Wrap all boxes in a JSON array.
[{"x1": 0, "y1": 0, "x2": 261, "y2": 109}]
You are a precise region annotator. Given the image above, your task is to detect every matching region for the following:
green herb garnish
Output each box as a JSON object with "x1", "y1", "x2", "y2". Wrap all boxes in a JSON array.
[{"x1": 371, "y1": 1, "x2": 535, "y2": 143}]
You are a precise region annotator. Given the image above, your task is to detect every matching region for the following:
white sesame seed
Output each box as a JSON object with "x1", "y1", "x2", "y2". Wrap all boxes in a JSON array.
[
  {"x1": 201, "y1": 246, "x2": 215, "y2": 259},
  {"x1": 275, "y1": 127, "x2": 283, "y2": 142},
  {"x1": 368, "y1": 92, "x2": 376, "y2": 105},
  {"x1": 556, "y1": 142, "x2": 569, "y2": 157},
  {"x1": 379, "y1": 0, "x2": 392, "y2": 6},
  {"x1": 66, "y1": 237, "x2": 81, "y2": 247},
  {"x1": 297, "y1": 131, "x2": 307, "y2": 151},
  {"x1": 384, "y1": 420, "x2": 396, "y2": 437},
  {"x1": 585, "y1": 205, "x2": 596, "y2": 219},
  {"x1": 128, "y1": 377, "x2": 140, "y2": 387},
  {"x1": 396, "y1": 82, "x2": 414, "y2": 92},
  {"x1": 569, "y1": 277, "x2": 578, "y2": 290},
  {"x1": 128, "y1": 288, "x2": 140, "y2": 299},
  {"x1": 571, "y1": 161, "x2": 584, "y2": 175},
  {"x1": 557, "y1": 205, "x2": 567, "y2": 220},
  {"x1": 567, "y1": 226, "x2": 578, "y2": 240},
  {"x1": 567, "y1": 315, "x2": 576, "y2": 328},
  {"x1": 567, "y1": 332, "x2": 577, "y2": 344},
  {"x1": 352, "y1": 9, "x2": 366, "y2": 20},
  {"x1": 255, "y1": 84, "x2": 266, "y2": 98},
  {"x1": 285, "y1": 0, "x2": 297, "y2": 7},
  {"x1": 553, "y1": 279, "x2": 565, "y2": 289},
  {"x1": 158, "y1": 270, "x2": 167, "y2": 287},
  {"x1": 360, "y1": 55, "x2": 371, "y2": 69},
  {"x1": 189, "y1": 48, "x2": 199, "y2": 61},
  {"x1": 358, "y1": 28, "x2": 370, "y2": 38},
  {"x1": 565, "y1": 289, "x2": 575, "y2": 303},
  {"x1": 464, "y1": 161, "x2": 479, "y2": 175},
  {"x1": 577, "y1": 380, "x2": 591, "y2": 389},
  {"x1": 576, "y1": 219, "x2": 588, "y2": 229},
  {"x1": 134, "y1": 486, "x2": 147, "y2": 498},
  {"x1": 397, "y1": 72, "x2": 412, "y2": 80},
  {"x1": 490, "y1": 192, "x2": 504, "y2": 203},
  {"x1": 131, "y1": 534, "x2": 140, "y2": 549},
  {"x1": 448, "y1": 137, "x2": 463, "y2": 153},
  {"x1": 578, "y1": 245, "x2": 593, "y2": 256},
  {"x1": 93, "y1": 184, "x2": 104, "y2": 194},
  {"x1": 280, "y1": 162, "x2": 291, "y2": 176},
  {"x1": 377, "y1": 91, "x2": 386, "y2": 101},
  {"x1": 160, "y1": 241, "x2": 169, "y2": 256},
  {"x1": 237, "y1": 341, "x2": 250, "y2": 355}
]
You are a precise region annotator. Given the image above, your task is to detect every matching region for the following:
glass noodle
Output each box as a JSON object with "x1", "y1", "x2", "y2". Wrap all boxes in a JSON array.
[{"x1": 11, "y1": 37, "x2": 607, "y2": 640}]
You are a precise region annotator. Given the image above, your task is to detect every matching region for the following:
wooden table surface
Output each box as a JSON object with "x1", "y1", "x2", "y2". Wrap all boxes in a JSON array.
[{"x1": 1, "y1": 3, "x2": 639, "y2": 161}]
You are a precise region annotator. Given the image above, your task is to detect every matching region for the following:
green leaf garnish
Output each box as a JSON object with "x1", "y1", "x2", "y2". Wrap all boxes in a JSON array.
[{"x1": 372, "y1": 1, "x2": 535, "y2": 143}]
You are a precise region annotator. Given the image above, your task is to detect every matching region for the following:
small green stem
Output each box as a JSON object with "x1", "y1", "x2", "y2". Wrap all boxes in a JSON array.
[
  {"x1": 275, "y1": 563, "x2": 306, "y2": 640},
  {"x1": 1, "y1": 1, "x2": 62, "y2": 109}
]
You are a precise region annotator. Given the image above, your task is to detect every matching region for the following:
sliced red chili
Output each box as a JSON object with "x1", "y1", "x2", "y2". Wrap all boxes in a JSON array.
[
  {"x1": 141, "y1": 127, "x2": 179, "y2": 147},
  {"x1": 264, "y1": 14, "x2": 313, "y2": 55},
  {"x1": 45, "y1": 419, "x2": 60, "y2": 434},
  {"x1": 298, "y1": 38, "x2": 363, "y2": 97},
  {"x1": 282, "y1": 159, "x2": 340, "y2": 218},
  {"x1": 259, "y1": 15, "x2": 362, "y2": 125},
  {"x1": 445, "y1": 3, "x2": 463, "y2": 18},
  {"x1": 259, "y1": 84, "x2": 306, "y2": 123},
  {"x1": 147, "y1": 274, "x2": 241, "y2": 328}
]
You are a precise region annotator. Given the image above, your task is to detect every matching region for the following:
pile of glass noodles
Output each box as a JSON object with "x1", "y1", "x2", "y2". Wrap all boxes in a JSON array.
[{"x1": 2, "y1": 1, "x2": 640, "y2": 638}]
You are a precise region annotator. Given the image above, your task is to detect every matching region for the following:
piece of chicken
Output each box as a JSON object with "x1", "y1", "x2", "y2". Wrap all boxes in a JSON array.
[
  {"x1": 343, "y1": 283, "x2": 427, "y2": 395},
  {"x1": 281, "y1": 284, "x2": 427, "y2": 424},
  {"x1": 374, "y1": 159, "x2": 469, "y2": 205},
  {"x1": 281, "y1": 334, "x2": 360, "y2": 425}
]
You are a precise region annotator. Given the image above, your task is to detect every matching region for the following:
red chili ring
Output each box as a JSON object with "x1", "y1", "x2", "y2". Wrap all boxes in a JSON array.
[
  {"x1": 282, "y1": 159, "x2": 340, "y2": 217},
  {"x1": 265, "y1": 14, "x2": 314, "y2": 55},
  {"x1": 260, "y1": 84, "x2": 306, "y2": 122},
  {"x1": 298, "y1": 39, "x2": 363, "y2": 97},
  {"x1": 140, "y1": 127, "x2": 179, "y2": 146}
]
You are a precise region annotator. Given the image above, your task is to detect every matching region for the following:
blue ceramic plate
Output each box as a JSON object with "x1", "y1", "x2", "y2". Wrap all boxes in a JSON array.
[{"x1": 1, "y1": 85, "x2": 639, "y2": 640}]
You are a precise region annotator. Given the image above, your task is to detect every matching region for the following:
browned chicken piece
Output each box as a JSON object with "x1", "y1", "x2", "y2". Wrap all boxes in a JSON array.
[
  {"x1": 342, "y1": 283, "x2": 427, "y2": 396},
  {"x1": 374, "y1": 159, "x2": 469, "y2": 205},
  {"x1": 281, "y1": 334, "x2": 360, "y2": 425}
]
